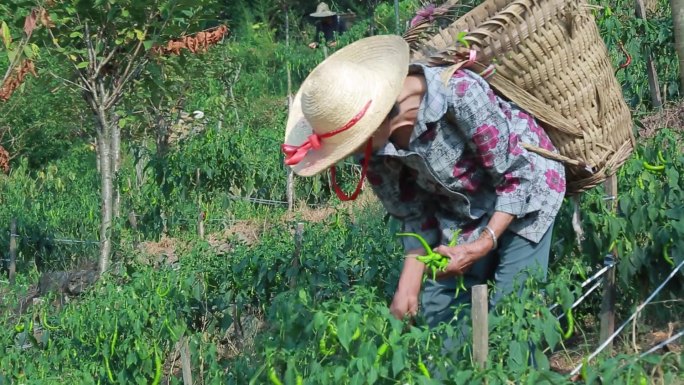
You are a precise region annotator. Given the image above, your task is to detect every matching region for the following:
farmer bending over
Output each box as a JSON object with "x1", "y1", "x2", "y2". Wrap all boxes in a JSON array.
[{"x1": 282, "y1": 35, "x2": 565, "y2": 329}]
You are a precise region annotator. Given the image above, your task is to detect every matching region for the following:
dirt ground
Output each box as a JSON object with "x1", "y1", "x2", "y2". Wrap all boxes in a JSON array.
[
  {"x1": 638, "y1": 102, "x2": 684, "y2": 139},
  {"x1": 549, "y1": 315, "x2": 682, "y2": 375}
]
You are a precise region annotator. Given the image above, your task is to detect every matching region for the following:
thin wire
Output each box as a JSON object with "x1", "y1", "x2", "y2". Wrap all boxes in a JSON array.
[
  {"x1": 639, "y1": 330, "x2": 683, "y2": 358},
  {"x1": 570, "y1": 258, "x2": 684, "y2": 376},
  {"x1": 549, "y1": 261, "x2": 616, "y2": 314},
  {"x1": 556, "y1": 280, "x2": 603, "y2": 321}
]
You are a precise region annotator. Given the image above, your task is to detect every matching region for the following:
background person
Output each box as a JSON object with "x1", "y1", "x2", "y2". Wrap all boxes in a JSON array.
[{"x1": 308, "y1": 2, "x2": 346, "y2": 49}]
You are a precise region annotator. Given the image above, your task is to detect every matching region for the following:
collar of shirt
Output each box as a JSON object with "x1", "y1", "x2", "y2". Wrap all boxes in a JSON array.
[{"x1": 372, "y1": 63, "x2": 449, "y2": 159}]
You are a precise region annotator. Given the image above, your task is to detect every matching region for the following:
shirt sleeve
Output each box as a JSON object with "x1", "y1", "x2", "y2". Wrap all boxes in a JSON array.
[
  {"x1": 448, "y1": 70, "x2": 537, "y2": 217},
  {"x1": 365, "y1": 157, "x2": 440, "y2": 253}
]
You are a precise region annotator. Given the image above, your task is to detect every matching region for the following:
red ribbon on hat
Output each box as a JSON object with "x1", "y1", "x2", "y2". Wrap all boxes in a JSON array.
[{"x1": 281, "y1": 99, "x2": 373, "y2": 166}]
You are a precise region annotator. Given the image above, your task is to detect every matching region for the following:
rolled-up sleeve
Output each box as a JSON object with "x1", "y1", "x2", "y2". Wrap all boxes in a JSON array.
[
  {"x1": 365, "y1": 157, "x2": 439, "y2": 253},
  {"x1": 448, "y1": 70, "x2": 537, "y2": 218}
]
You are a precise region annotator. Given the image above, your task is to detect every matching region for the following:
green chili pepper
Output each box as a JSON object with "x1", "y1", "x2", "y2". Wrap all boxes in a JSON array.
[
  {"x1": 375, "y1": 342, "x2": 389, "y2": 366},
  {"x1": 151, "y1": 345, "x2": 162, "y2": 385},
  {"x1": 164, "y1": 318, "x2": 178, "y2": 340},
  {"x1": 658, "y1": 150, "x2": 666, "y2": 164},
  {"x1": 319, "y1": 331, "x2": 336, "y2": 356},
  {"x1": 556, "y1": 307, "x2": 574, "y2": 340},
  {"x1": 397, "y1": 232, "x2": 448, "y2": 281},
  {"x1": 110, "y1": 317, "x2": 118, "y2": 358},
  {"x1": 104, "y1": 354, "x2": 115, "y2": 383},
  {"x1": 351, "y1": 327, "x2": 361, "y2": 341},
  {"x1": 664, "y1": 242, "x2": 674, "y2": 267},
  {"x1": 41, "y1": 311, "x2": 59, "y2": 331},
  {"x1": 296, "y1": 374, "x2": 304, "y2": 385},
  {"x1": 417, "y1": 355, "x2": 431, "y2": 379},
  {"x1": 268, "y1": 366, "x2": 284, "y2": 385},
  {"x1": 156, "y1": 277, "x2": 171, "y2": 297},
  {"x1": 643, "y1": 161, "x2": 665, "y2": 172}
]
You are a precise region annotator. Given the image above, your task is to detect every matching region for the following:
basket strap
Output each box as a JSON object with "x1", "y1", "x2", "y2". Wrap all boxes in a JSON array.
[{"x1": 520, "y1": 143, "x2": 591, "y2": 171}]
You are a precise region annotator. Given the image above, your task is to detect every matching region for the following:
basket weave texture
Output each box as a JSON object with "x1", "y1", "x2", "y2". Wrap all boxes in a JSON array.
[{"x1": 410, "y1": 0, "x2": 635, "y2": 195}]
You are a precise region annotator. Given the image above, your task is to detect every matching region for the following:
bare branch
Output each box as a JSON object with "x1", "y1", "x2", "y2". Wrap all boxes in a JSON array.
[
  {"x1": 84, "y1": 22, "x2": 98, "y2": 78},
  {"x1": 95, "y1": 48, "x2": 118, "y2": 77},
  {"x1": 105, "y1": 36, "x2": 147, "y2": 109},
  {"x1": 46, "y1": 71, "x2": 91, "y2": 92},
  {"x1": 46, "y1": 28, "x2": 94, "y2": 94}
]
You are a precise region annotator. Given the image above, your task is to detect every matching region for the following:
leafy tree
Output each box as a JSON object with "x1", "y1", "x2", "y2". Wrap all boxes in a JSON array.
[{"x1": 2, "y1": 0, "x2": 223, "y2": 273}]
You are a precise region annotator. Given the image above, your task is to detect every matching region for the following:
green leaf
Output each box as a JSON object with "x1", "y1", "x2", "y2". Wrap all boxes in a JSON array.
[
  {"x1": 542, "y1": 319, "x2": 560, "y2": 350},
  {"x1": 69, "y1": 31, "x2": 84, "y2": 39},
  {"x1": 508, "y1": 340, "x2": 525, "y2": 366},
  {"x1": 336, "y1": 316, "x2": 352, "y2": 352},
  {"x1": 1, "y1": 21, "x2": 11, "y2": 49},
  {"x1": 76, "y1": 61, "x2": 89, "y2": 69},
  {"x1": 534, "y1": 348, "x2": 550, "y2": 371},
  {"x1": 143, "y1": 40, "x2": 154, "y2": 51},
  {"x1": 134, "y1": 29, "x2": 145, "y2": 41},
  {"x1": 391, "y1": 347, "x2": 404, "y2": 377}
]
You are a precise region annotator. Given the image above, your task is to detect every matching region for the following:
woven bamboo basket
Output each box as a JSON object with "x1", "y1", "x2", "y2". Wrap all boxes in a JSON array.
[{"x1": 408, "y1": 0, "x2": 635, "y2": 195}]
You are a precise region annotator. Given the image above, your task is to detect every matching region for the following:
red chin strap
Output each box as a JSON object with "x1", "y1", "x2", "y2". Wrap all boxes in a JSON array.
[{"x1": 329, "y1": 138, "x2": 373, "y2": 201}]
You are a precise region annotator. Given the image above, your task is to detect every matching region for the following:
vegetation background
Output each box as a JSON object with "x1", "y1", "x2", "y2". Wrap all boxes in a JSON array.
[{"x1": 0, "y1": 0, "x2": 682, "y2": 384}]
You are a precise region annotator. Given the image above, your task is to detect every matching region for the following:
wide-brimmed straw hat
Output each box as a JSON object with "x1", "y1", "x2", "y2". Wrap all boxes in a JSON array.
[
  {"x1": 283, "y1": 35, "x2": 409, "y2": 177},
  {"x1": 310, "y1": 2, "x2": 337, "y2": 18}
]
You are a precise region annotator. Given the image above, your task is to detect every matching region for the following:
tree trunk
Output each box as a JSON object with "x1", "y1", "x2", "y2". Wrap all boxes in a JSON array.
[
  {"x1": 394, "y1": 0, "x2": 401, "y2": 34},
  {"x1": 672, "y1": 0, "x2": 684, "y2": 93},
  {"x1": 111, "y1": 114, "x2": 122, "y2": 219},
  {"x1": 96, "y1": 107, "x2": 114, "y2": 275},
  {"x1": 285, "y1": 5, "x2": 295, "y2": 211}
]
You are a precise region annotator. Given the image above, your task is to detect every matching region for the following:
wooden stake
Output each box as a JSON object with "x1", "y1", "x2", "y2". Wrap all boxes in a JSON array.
[
  {"x1": 285, "y1": 7, "x2": 295, "y2": 212},
  {"x1": 636, "y1": 0, "x2": 663, "y2": 109},
  {"x1": 599, "y1": 175, "x2": 618, "y2": 352},
  {"x1": 9, "y1": 218, "x2": 17, "y2": 285},
  {"x1": 289, "y1": 223, "x2": 304, "y2": 289},
  {"x1": 472, "y1": 284, "x2": 489, "y2": 368},
  {"x1": 197, "y1": 168, "x2": 205, "y2": 240},
  {"x1": 179, "y1": 336, "x2": 193, "y2": 385}
]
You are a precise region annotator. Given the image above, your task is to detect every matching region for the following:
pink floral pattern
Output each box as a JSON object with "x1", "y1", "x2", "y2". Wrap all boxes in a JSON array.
[
  {"x1": 455, "y1": 81, "x2": 470, "y2": 97},
  {"x1": 364, "y1": 64, "x2": 566, "y2": 253},
  {"x1": 452, "y1": 157, "x2": 480, "y2": 192},
  {"x1": 487, "y1": 89, "x2": 497, "y2": 104},
  {"x1": 496, "y1": 174, "x2": 520, "y2": 194},
  {"x1": 545, "y1": 169, "x2": 565, "y2": 193},
  {"x1": 473, "y1": 124, "x2": 499, "y2": 152},
  {"x1": 508, "y1": 133, "x2": 523, "y2": 156}
]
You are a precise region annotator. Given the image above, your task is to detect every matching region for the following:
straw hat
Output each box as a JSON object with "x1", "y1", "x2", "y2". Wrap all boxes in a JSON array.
[
  {"x1": 310, "y1": 2, "x2": 337, "y2": 18},
  {"x1": 283, "y1": 35, "x2": 409, "y2": 177}
]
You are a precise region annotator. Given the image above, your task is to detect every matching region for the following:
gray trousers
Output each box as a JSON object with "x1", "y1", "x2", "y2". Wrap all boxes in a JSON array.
[{"x1": 420, "y1": 226, "x2": 553, "y2": 329}]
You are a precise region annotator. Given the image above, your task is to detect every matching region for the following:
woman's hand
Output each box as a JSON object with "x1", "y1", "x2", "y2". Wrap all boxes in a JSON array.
[
  {"x1": 390, "y1": 252, "x2": 425, "y2": 320},
  {"x1": 433, "y1": 239, "x2": 492, "y2": 278}
]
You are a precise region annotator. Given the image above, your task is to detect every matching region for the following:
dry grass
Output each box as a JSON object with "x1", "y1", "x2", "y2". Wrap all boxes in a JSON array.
[{"x1": 638, "y1": 102, "x2": 684, "y2": 140}]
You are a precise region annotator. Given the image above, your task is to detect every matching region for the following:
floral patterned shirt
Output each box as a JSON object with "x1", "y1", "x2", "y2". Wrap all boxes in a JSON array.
[{"x1": 364, "y1": 64, "x2": 566, "y2": 252}]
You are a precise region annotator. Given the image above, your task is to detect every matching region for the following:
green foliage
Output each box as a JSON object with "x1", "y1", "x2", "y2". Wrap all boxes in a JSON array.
[
  {"x1": 0, "y1": 149, "x2": 100, "y2": 271},
  {"x1": 1, "y1": 0, "x2": 683, "y2": 383},
  {"x1": 593, "y1": 0, "x2": 680, "y2": 108},
  {"x1": 2, "y1": 190, "x2": 683, "y2": 383},
  {"x1": 572, "y1": 128, "x2": 684, "y2": 304}
]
